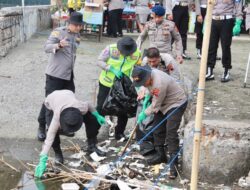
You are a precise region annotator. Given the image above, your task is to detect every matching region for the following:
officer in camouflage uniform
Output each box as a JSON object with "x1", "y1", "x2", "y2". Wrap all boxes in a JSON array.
[{"x1": 136, "y1": 5, "x2": 184, "y2": 64}]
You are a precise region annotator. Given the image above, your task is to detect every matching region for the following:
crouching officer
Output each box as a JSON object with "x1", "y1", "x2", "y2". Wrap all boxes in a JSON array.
[
  {"x1": 132, "y1": 65, "x2": 187, "y2": 179},
  {"x1": 136, "y1": 5, "x2": 183, "y2": 64},
  {"x1": 97, "y1": 37, "x2": 141, "y2": 140},
  {"x1": 35, "y1": 90, "x2": 106, "y2": 178},
  {"x1": 142, "y1": 47, "x2": 181, "y2": 80},
  {"x1": 206, "y1": 0, "x2": 243, "y2": 82}
]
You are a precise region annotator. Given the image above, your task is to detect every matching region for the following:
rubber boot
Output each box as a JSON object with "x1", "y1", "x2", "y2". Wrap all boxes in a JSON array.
[
  {"x1": 53, "y1": 146, "x2": 64, "y2": 165},
  {"x1": 87, "y1": 138, "x2": 106, "y2": 157},
  {"x1": 146, "y1": 146, "x2": 167, "y2": 165},
  {"x1": 37, "y1": 125, "x2": 46, "y2": 142},
  {"x1": 168, "y1": 153, "x2": 178, "y2": 179}
]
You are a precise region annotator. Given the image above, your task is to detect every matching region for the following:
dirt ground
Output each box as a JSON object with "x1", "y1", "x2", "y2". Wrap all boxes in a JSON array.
[{"x1": 0, "y1": 31, "x2": 249, "y2": 189}]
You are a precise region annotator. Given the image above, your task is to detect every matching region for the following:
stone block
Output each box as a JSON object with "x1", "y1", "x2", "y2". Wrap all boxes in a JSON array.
[
  {"x1": 183, "y1": 120, "x2": 250, "y2": 184},
  {"x1": 2, "y1": 27, "x2": 12, "y2": 39}
]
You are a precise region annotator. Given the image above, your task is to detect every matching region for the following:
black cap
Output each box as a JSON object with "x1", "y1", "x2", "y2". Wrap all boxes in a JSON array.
[
  {"x1": 117, "y1": 37, "x2": 137, "y2": 56},
  {"x1": 132, "y1": 65, "x2": 152, "y2": 87},
  {"x1": 69, "y1": 12, "x2": 84, "y2": 25},
  {"x1": 60, "y1": 107, "x2": 83, "y2": 133}
]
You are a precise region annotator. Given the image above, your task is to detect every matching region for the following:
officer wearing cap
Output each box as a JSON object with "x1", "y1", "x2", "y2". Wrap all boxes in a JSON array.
[
  {"x1": 132, "y1": 65, "x2": 187, "y2": 179},
  {"x1": 205, "y1": 0, "x2": 243, "y2": 82},
  {"x1": 136, "y1": 5, "x2": 183, "y2": 64},
  {"x1": 164, "y1": 0, "x2": 193, "y2": 60},
  {"x1": 35, "y1": 90, "x2": 106, "y2": 178},
  {"x1": 37, "y1": 12, "x2": 84, "y2": 142},
  {"x1": 97, "y1": 37, "x2": 141, "y2": 140}
]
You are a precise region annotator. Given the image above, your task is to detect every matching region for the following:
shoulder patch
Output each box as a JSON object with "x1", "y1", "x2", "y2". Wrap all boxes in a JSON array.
[
  {"x1": 51, "y1": 30, "x2": 60, "y2": 37},
  {"x1": 111, "y1": 49, "x2": 120, "y2": 59}
]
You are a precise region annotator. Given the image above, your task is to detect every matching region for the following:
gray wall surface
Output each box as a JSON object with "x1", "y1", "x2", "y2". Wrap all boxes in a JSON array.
[{"x1": 0, "y1": 6, "x2": 51, "y2": 57}]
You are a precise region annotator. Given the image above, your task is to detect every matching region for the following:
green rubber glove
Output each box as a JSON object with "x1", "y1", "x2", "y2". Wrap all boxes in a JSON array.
[
  {"x1": 109, "y1": 66, "x2": 123, "y2": 79},
  {"x1": 142, "y1": 94, "x2": 151, "y2": 111},
  {"x1": 137, "y1": 111, "x2": 147, "y2": 124},
  {"x1": 92, "y1": 111, "x2": 106, "y2": 125},
  {"x1": 35, "y1": 154, "x2": 48, "y2": 178},
  {"x1": 232, "y1": 19, "x2": 242, "y2": 36}
]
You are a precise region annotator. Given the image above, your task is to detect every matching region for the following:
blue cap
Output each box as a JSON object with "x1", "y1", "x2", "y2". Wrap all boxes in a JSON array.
[{"x1": 152, "y1": 5, "x2": 166, "y2": 16}]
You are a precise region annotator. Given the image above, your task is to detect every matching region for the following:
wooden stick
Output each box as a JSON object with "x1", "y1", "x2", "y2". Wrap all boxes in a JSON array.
[
  {"x1": 0, "y1": 75, "x2": 11, "y2": 78},
  {"x1": 190, "y1": 0, "x2": 215, "y2": 190},
  {"x1": 0, "y1": 156, "x2": 19, "y2": 172},
  {"x1": 121, "y1": 124, "x2": 138, "y2": 156}
]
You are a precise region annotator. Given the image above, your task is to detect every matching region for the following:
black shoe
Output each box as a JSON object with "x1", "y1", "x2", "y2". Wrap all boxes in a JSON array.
[
  {"x1": 115, "y1": 133, "x2": 128, "y2": 141},
  {"x1": 37, "y1": 125, "x2": 46, "y2": 142},
  {"x1": 168, "y1": 153, "x2": 178, "y2": 179},
  {"x1": 53, "y1": 146, "x2": 64, "y2": 165},
  {"x1": 146, "y1": 146, "x2": 167, "y2": 165},
  {"x1": 205, "y1": 67, "x2": 215, "y2": 81},
  {"x1": 182, "y1": 52, "x2": 191, "y2": 60},
  {"x1": 118, "y1": 33, "x2": 123, "y2": 37},
  {"x1": 221, "y1": 69, "x2": 230, "y2": 83},
  {"x1": 87, "y1": 144, "x2": 106, "y2": 157},
  {"x1": 59, "y1": 129, "x2": 75, "y2": 137}
]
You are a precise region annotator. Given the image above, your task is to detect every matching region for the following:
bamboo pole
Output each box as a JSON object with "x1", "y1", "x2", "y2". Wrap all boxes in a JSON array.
[{"x1": 190, "y1": 0, "x2": 215, "y2": 189}]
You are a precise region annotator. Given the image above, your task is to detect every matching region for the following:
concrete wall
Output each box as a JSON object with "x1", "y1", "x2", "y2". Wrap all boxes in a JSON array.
[{"x1": 0, "y1": 6, "x2": 51, "y2": 57}]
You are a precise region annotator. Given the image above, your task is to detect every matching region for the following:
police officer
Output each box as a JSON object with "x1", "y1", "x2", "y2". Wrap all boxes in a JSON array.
[
  {"x1": 195, "y1": 0, "x2": 207, "y2": 59},
  {"x1": 132, "y1": 0, "x2": 151, "y2": 32},
  {"x1": 142, "y1": 47, "x2": 181, "y2": 80},
  {"x1": 35, "y1": 90, "x2": 106, "y2": 178},
  {"x1": 205, "y1": 0, "x2": 243, "y2": 82},
  {"x1": 136, "y1": 5, "x2": 183, "y2": 64},
  {"x1": 97, "y1": 37, "x2": 141, "y2": 140},
  {"x1": 37, "y1": 12, "x2": 83, "y2": 142},
  {"x1": 165, "y1": 0, "x2": 193, "y2": 59},
  {"x1": 132, "y1": 65, "x2": 187, "y2": 179}
]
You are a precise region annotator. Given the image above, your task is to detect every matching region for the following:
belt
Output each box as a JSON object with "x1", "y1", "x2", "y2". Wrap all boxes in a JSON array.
[
  {"x1": 212, "y1": 15, "x2": 233, "y2": 20},
  {"x1": 175, "y1": 2, "x2": 188, "y2": 6},
  {"x1": 200, "y1": 5, "x2": 207, "y2": 8}
]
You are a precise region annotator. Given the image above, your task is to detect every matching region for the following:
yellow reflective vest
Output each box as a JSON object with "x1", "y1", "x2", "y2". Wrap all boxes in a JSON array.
[
  {"x1": 99, "y1": 44, "x2": 141, "y2": 88},
  {"x1": 68, "y1": 0, "x2": 82, "y2": 9}
]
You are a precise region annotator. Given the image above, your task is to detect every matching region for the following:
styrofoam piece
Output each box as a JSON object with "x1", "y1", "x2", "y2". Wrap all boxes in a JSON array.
[
  {"x1": 90, "y1": 152, "x2": 106, "y2": 162},
  {"x1": 61, "y1": 183, "x2": 80, "y2": 190}
]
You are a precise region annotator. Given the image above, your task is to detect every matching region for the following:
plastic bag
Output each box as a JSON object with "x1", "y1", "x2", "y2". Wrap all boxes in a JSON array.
[
  {"x1": 135, "y1": 100, "x2": 155, "y2": 156},
  {"x1": 102, "y1": 75, "x2": 138, "y2": 118}
]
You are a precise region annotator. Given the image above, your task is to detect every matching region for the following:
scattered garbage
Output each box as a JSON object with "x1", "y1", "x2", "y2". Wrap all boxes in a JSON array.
[
  {"x1": 61, "y1": 183, "x2": 80, "y2": 190},
  {"x1": 90, "y1": 152, "x2": 106, "y2": 162},
  {"x1": 238, "y1": 176, "x2": 250, "y2": 188}
]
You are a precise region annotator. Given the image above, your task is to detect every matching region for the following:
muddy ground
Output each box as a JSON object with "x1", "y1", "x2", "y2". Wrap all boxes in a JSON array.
[{"x1": 0, "y1": 31, "x2": 249, "y2": 189}]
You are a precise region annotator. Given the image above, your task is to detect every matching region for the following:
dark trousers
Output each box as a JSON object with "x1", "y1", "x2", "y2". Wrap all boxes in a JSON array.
[
  {"x1": 108, "y1": 9, "x2": 123, "y2": 36},
  {"x1": 46, "y1": 109, "x2": 100, "y2": 149},
  {"x1": 195, "y1": 8, "x2": 207, "y2": 50},
  {"x1": 38, "y1": 74, "x2": 75, "y2": 127},
  {"x1": 173, "y1": 5, "x2": 189, "y2": 51},
  {"x1": 152, "y1": 102, "x2": 187, "y2": 154},
  {"x1": 96, "y1": 82, "x2": 128, "y2": 135},
  {"x1": 207, "y1": 19, "x2": 234, "y2": 69}
]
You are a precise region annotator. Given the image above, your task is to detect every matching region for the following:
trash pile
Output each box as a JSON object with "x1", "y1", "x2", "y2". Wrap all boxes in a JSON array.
[{"x1": 27, "y1": 133, "x2": 186, "y2": 190}]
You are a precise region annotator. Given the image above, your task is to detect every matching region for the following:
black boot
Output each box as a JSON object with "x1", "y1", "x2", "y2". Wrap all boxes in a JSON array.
[
  {"x1": 87, "y1": 138, "x2": 106, "y2": 157},
  {"x1": 37, "y1": 125, "x2": 46, "y2": 142},
  {"x1": 168, "y1": 153, "x2": 178, "y2": 179},
  {"x1": 205, "y1": 67, "x2": 215, "y2": 81},
  {"x1": 146, "y1": 146, "x2": 167, "y2": 165},
  {"x1": 53, "y1": 146, "x2": 64, "y2": 165},
  {"x1": 221, "y1": 69, "x2": 230, "y2": 83}
]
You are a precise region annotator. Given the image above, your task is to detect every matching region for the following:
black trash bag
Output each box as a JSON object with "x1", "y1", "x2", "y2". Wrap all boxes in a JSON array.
[
  {"x1": 102, "y1": 75, "x2": 138, "y2": 118},
  {"x1": 135, "y1": 99, "x2": 155, "y2": 156}
]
